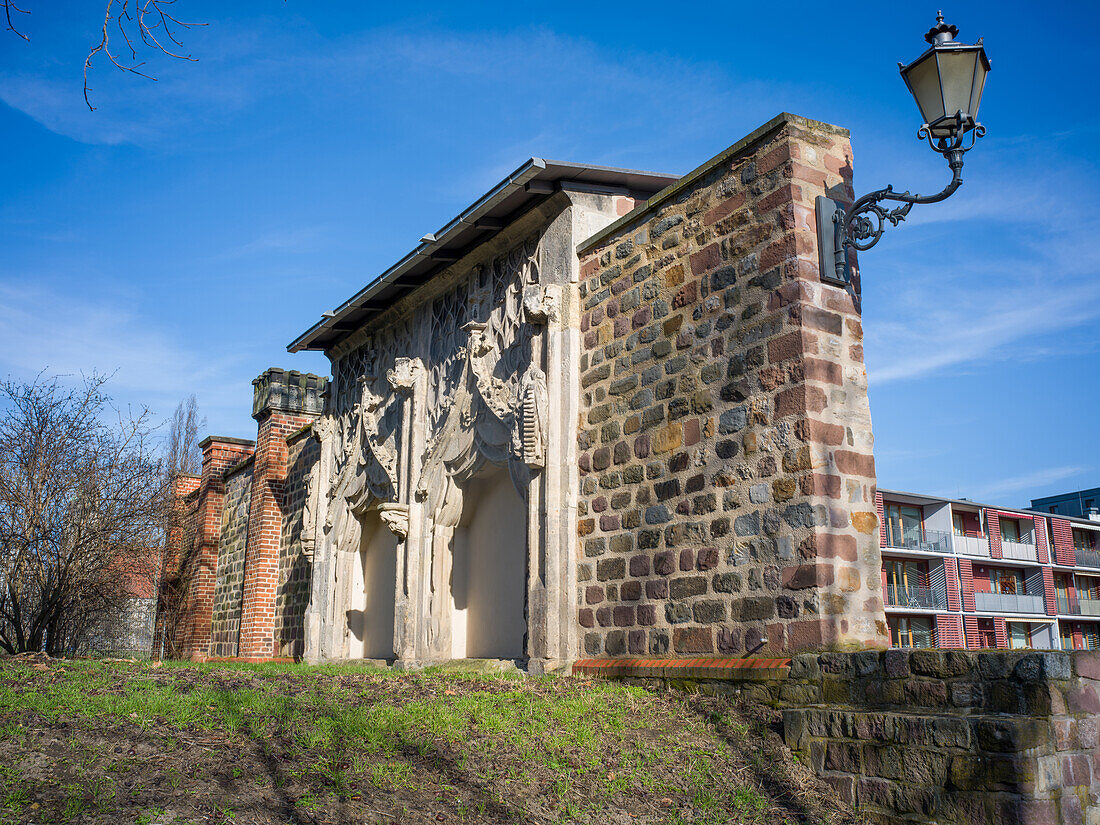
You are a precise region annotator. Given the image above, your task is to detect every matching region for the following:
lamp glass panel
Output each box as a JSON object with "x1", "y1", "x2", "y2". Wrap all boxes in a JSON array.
[
  {"x1": 968, "y1": 55, "x2": 988, "y2": 120},
  {"x1": 903, "y1": 52, "x2": 945, "y2": 125},
  {"x1": 935, "y1": 49, "x2": 979, "y2": 120}
]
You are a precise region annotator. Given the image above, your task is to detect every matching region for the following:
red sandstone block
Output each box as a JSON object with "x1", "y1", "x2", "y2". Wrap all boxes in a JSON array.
[
  {"x1": 690, "y1": 244, "x2": 720, "y2": 275},
  {"x1": 824, "y1": 152, "x2": 852, "y2": 178},
  {"x1": 760, "y1": 236, "x2": 796, "y2": 270},
  {"x1": 703, "y1": 191, "x2": 747, "y2": 226},
  {"x1": 786, "y1": 618, "x2": 839, "y2": 651},
  {"x1": 782, "y1": 563, "x2": 834, "y2": 590},
  {"x1": 787, "y1": 161, "x2": 827, "y2": 190},
  {"x1": 775, "y1": 385, "x2": 827, "y2": 418},
  {"x1": 769, "y1": 331, "x2": 814, "y2": 364},
  {"x1": 802, "y1": 358, "x2": 842, "y2": 386},
  {"x1": 757, "y1": 184, "x2": 802, "y2": 216},
  {"x1": 834, "y1": 450, "x2": 876, "y2": 478},
  {"x1": 818, "y1": 533, "x2": 857, "y2": 562},
  {"x1": 803, "y1": 419, "x2": 844, "y2": 447},
  {"x1": 758, "y1": 142, "x2": 796, "y2": 176}
]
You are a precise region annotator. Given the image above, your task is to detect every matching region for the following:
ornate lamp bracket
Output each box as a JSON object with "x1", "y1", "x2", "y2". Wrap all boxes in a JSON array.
[{"x1": 816, "y1": 116, "x2": 985, "y2": 286}]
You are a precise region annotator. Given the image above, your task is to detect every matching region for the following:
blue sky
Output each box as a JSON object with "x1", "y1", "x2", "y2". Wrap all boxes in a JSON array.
[{"x1": 1, "y1": 1, "x2": 1097, "y2": 506}]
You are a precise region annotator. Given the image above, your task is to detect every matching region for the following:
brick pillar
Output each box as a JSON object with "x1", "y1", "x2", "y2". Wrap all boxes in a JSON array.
[
  {"x1": 236, "y1": 369, "x2": 326, "y2": 660},
  {"x1": 176, "y1": 438, "x2": 254, "y2": 659},
  {"x1": 574, "y1": 113, "x2": 887, "y2": 656}
]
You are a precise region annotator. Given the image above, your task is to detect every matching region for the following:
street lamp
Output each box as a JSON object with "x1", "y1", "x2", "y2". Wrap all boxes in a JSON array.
[{"x1": 817, "y1": 11, "x2": 991, "y2": 285}]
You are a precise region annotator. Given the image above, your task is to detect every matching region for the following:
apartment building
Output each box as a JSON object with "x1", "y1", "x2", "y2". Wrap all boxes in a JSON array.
[{"x1": 878, "y1": 489, "x2": 1100, "y2": 652}]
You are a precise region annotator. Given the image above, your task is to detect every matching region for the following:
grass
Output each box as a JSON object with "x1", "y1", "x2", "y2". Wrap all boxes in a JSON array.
[{"x1": 0, "y1": 657, "x2": 853, "y2": 825}]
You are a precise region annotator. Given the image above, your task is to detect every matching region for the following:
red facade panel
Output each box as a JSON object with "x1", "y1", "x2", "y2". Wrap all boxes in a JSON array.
[
  {"x1": 875, "y1": 490, "x2": 885, "y2": 548},
  {"x1": 1052, "y1": 518, "x2": 1077, "y2": 566},
  {"x1": 986, "y1": 509, "x2": 1002, "y2": 560},
  {"x1": 993, "y1": 617, "x2": 1008, "y2": 649},
  {"x1": 963, "y1": 616, "x2": 980, "y2": 649},
  {"x1": 935, "y1": 615, "x2": 964, "y2": 648},
  {"x1": 1034, "y1": 517, "x2": 1050, "y2": 563},
  {"x1": 958, "y1": 558, "x2": 975, "y2": 611},
  {"x1": 943, "y1": 557, "x2": 962, "y2": 612},
  {"x1": 1042, "y1": 567, "x2": 1057, "y2": 616}
]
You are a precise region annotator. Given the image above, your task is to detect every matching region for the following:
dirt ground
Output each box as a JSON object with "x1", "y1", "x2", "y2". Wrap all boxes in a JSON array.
[{"x1": 0, "y1": 656, "x2": 859, "y2": 825}]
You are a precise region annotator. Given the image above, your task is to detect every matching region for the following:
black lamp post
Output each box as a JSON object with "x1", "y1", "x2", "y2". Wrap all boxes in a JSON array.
[{"x1": 817, "y1": 11, "x2": 991, "y2": 285}]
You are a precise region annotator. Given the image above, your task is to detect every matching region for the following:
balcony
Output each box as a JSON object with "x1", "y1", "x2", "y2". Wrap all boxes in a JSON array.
[
  {"x1": 885, "y1": 528, "x2": 953, "y2": 555},
  {"x1": 953, "y1": 533, "x2": 990, "y2": 557},
  {"x1": 974, "y1": 591, "x2": 1046, "y2": 614},
  {"x1": 1075, "y1": 548, "x2": 1100, "y2": 570},
  {"x1": 1057, "y1": 596, "x2": 1100, "y2": 617},
  {"x1": 1000, "y1": 539, "x2": 1037, "y2": 562},
  {"x1": 885, "y1": 584, "x2": 948, "y2": 611}
]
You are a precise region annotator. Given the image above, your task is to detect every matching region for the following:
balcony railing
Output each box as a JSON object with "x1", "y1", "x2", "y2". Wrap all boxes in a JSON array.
[
  {"x1": 974, "y1": 591, "x2": 1046, "y2": 614},
  {"x1": 953, "y1": 533, "x2": 991, "y2": 557},
  {"x1": 1075, "y1": 548, "x2": 1100, "y2": 569},
  {"x1": 1000, "y1": 538, "x2": 1037, "y2": 562},
  {"x1": 1057, "y1": 596, "x2": 1100, "y2": 617},
  {"x1": 885, "y1": 584, "x2": 948, "y2": 611},
  {"x1": 885, "y1": 528, "x2": 953, "y2": 555}
]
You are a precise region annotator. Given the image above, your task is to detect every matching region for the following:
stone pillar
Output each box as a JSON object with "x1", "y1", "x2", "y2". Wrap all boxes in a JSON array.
[
  {"x1": 175, "y1": 437, "x2": 254, "y2": 659},
  {"x1": 574, "y1": 113, "x2": 888, "y2": 656},
  {"x1": 237, "y1": 369, "x2": 326, "y2": 659}
]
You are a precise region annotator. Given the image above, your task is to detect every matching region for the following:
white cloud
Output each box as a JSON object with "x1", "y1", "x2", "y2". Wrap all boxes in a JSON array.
[
  {"x1": 0, "y1": 282, "x2": 249, "y2": 433},
  {"x1": 967, "y1": 466, "x2": 1089, "y2": 501}
]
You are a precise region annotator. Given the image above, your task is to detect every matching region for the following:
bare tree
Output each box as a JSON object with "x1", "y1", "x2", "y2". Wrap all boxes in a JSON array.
[
  {"x1": 0, "y1": 374, "x2": 166, "y2": 655},
  {"x1": 1, "y1": 0, "x2": 205, "y2": 110},
  {"x1": 164, "y1": 394, "x2": 203, "y2": 480}
]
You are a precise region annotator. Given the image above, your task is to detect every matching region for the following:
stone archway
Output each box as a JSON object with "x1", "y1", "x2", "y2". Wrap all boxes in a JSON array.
[
  {"x1": 449, "y1": 465, "x2": 527, "y2": 659},
  {"x1": 345, "y1": 509, "x2": 397, "y2": 660}
]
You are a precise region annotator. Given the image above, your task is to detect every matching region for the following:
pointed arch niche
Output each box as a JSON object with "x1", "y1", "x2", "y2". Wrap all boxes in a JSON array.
[
  {"x1": 450, "y1": 465, "x2": 527, "y2": 659},
  {"x1": 345, "y1": 509, "x2": 397, "y2": 660}
]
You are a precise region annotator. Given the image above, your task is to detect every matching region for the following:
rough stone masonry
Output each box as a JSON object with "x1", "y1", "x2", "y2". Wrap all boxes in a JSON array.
[{"x1": 574, "y1": 114, "x2": 887, "y2": 658}]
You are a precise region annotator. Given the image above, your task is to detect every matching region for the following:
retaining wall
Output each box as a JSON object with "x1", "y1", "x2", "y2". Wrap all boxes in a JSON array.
[{"x1": 574, "y1": 650, "x2": 1100, "y2": 824}]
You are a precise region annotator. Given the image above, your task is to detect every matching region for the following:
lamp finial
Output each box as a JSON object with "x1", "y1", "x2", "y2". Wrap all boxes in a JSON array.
[{"x1": 925, "y1": 11, "x2": 959, "y2": 45}]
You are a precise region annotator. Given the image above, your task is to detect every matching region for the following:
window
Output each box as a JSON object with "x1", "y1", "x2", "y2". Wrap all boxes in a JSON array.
[
  {"x1": 1074, "y1": 530, "x2": 1097, "y2": 553},
  {"x1": 952, "y1": 513, "x2": 965, "y2": 536},
  {"x1": 1079, "y1": 577, "x2": 1100, "y2": 601},
  {"x1": 1060, "y1": 625, "x2": 1075, "y2": 651},
  {"x1": 1050, "y1": 505, "x2": 1059, "y2": 514},
  {"x1": 1086, "y1": 499, "x2": 1095, "y2": 510},
  {"x1": 1084, "y1": 625, "x2": 1100, "y2": 651},
  {"x1": 889, "y1": 616, "x2": 934, "y2": 649},
  {"x1": 1007, "y1": 622, "x2": 1031, "y2": 649},
  {"x1": 1000, "y1": 518, "x2": 1021, "y2": 543},
  {"x1": 990, "y1": 568, "x2": 1024, "y2": 596},
  {"x1": 885, "y1": 504, "x2": 923, "y2": 547}
]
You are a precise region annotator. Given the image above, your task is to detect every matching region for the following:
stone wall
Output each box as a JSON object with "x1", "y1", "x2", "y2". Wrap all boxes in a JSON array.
[
  {"x1": 208, "y1": 460, "x2": 253, "y2": 658},
  {"x1": 276, "y1": 429, "x2": 320, "y2": 658},
  {"x1": 574, "y1": 650, "x2": 1100, "y2": 824},
  {"x1": 575, "y1": 113, "x2": 886, "y2": 657},
  {"x1": 780, "y1": 649, "x2": 1100, "y2": 824}
]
